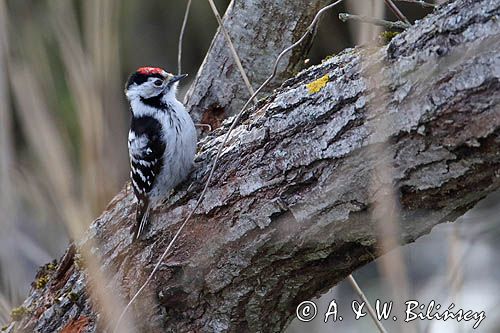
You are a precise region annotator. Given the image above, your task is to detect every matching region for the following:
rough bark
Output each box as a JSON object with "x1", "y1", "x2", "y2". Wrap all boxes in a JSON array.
[
  {"x1": 7, "y1": 0, "x2": 500, "y2": 332},
  {"x1": 184, "y1": 0, "x2": 331, "y2": 127}
]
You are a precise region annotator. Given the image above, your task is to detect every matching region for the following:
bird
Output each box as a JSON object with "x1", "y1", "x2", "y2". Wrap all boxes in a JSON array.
[{"x1": 125, "y1": 67, "x2": 197, "y2": 241}]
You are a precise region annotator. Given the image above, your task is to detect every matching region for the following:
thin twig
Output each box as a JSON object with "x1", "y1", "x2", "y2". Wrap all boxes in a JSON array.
[
  {"x1": 113, "y1": 1, "x2": 346, "y2": 331},
  {"x1": 394, "y1": 0, "x2": 437, "y2": 8},
  {"x1": 348, "y1": 275, "x2": 389, "y2": 333},
  {"x1": 384, "y1": 0, "x2": 411, "y2": 24},
  {"x1": 207, "y1": 0, "x2": 256, "y2": 101},
  {"x1": 339, "y1": 13, "x2": 410, "y2": 30},
  {"x1": 177, "y1": 0, "x2": 192, "y2": 75}
]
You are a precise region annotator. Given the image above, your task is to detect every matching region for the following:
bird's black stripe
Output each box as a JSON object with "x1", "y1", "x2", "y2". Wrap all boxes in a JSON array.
[
  {"x1": 141, "y1": 93, "x2": 168, "y2": 109},
  {"x1": 126, "y1": 72, "x2": 164, "y2": 90},
  {"x1": 129, "y1": 116, "x2": 166, "y2": 197}
]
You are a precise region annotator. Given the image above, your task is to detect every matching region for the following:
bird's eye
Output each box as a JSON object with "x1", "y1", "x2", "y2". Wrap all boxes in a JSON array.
[{"x1": 153, "y1": 79, "x2": 163, "y2": 86}]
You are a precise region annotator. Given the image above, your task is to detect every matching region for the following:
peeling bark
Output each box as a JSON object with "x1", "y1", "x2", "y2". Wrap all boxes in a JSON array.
[
  {"x1": 184, "y1": 0, "x2": 331, "y2": 127},
  {"x1": 7, "y1": 0, "x2": 500, "y2": 332}
]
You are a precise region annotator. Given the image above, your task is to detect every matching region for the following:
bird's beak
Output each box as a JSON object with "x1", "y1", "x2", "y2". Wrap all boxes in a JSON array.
[{"x1": 170, "y1": 74, "x2": 188, "y2": 83}]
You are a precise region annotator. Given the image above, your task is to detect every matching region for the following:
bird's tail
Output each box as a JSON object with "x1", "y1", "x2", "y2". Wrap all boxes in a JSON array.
[{"x1": 133, "y1": 199, "x2": 150, "y2": 241}]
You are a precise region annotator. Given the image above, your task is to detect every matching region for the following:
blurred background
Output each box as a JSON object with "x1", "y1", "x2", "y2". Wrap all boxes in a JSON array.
[{"x1": 0, "y1": 0, "x2": 498, "y2": 331}]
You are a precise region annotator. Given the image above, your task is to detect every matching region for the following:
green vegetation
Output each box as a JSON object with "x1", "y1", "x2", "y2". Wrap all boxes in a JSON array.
[{"x1": 68, "y1": 292, "x2": 79, "y2": 303}]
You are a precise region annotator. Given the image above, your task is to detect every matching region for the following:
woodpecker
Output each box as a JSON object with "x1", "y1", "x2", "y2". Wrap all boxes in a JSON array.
[{"x1": 125, "y1": 67, "x2": 197, "y2": 241}]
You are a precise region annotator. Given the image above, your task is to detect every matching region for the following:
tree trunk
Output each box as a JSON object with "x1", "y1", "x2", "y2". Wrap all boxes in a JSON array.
[
  {"x1": 184, "y1": 0, "x2": 331, "y2": 127},
  {"x1": 7, "y1": 0, "x2": 500, "y2": 332}
]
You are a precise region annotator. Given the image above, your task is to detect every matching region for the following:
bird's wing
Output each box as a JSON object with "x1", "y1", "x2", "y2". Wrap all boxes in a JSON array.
[{"x1": 128, "y1": 117, "x2": 166, "y2": 240}]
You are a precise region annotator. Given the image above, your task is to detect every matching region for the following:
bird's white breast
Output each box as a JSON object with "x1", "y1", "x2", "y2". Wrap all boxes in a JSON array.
[{"x1": 152, "y1": 100, "x2": 197, "y2": 203}]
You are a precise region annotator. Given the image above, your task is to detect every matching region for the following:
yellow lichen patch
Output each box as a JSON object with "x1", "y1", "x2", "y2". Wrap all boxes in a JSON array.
[
  {"x1": 379, "y1": 31, "x2": 400, "y2": 44},
  {"x1": 35, "y1": 275, "x2": 49, "y2": 289},
  {"x1": 306, "y1": 74, "x2": 329, "y2": 94},
  {"x1": 10, "y1": 306, "x2": 28, "y2": 321},
  {"x1": 47, "y1": 261, "x2": 57, "y2": 271},
  {"x1": 321, "y1": 54, "x2": 335, "y2": 63}
]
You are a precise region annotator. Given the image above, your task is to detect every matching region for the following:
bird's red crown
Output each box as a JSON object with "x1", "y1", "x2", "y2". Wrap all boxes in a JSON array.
[{"x1": 137, "y1": 67, "x2": 165, "y2": 75}]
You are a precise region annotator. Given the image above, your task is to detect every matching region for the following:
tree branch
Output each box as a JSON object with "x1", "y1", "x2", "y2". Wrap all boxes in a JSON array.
[
  {"x1": 184, "y1": 0, "x2": 331, "y2": 127},
  {"x1": 7, "y1": 0, "x2": 500, "y2": 332}
]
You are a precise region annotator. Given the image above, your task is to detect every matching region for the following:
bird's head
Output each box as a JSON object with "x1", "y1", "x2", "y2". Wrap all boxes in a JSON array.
[{"x1": 124, "y1": 67, "x2": 187, "y2": 102}]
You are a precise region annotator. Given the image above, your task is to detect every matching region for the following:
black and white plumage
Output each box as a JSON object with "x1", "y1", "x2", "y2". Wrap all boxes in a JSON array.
[{"x1": 125, "y1": 67, "x2": 197, "y2": 241}]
